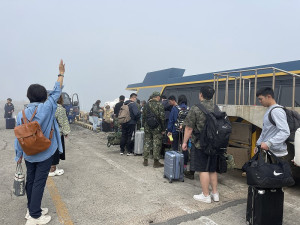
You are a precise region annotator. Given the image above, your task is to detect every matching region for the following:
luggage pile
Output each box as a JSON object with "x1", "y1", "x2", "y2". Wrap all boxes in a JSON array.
[{"x1": 243, "y1": 147, "x2": 295, "y2": 225}]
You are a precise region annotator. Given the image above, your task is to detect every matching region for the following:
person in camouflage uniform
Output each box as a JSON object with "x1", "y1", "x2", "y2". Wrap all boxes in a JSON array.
[
  {"x1": 182, "y1": 86, "x2": 219, "y2": 204},
  {"x1": 142, "y1": 92, "x2": 166, "y2": 168}
]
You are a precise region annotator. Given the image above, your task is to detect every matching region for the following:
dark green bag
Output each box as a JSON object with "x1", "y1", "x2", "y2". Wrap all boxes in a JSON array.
[{"x1": 107, "y1": 132, "x2": 122, "y2": 147}]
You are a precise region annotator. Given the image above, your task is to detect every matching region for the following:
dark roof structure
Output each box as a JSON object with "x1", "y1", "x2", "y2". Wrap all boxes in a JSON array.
[{"x1": 127, "y1": 60, "x2": 300, "y2": 89}]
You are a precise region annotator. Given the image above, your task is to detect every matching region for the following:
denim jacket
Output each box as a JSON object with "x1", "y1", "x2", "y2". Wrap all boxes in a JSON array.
[{"x1": 14, "y1": 82, "x2": 63, "y2": 163}]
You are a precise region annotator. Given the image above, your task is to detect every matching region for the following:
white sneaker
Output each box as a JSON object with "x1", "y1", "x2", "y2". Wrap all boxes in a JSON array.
[
  {"x1": 127, "y1": 153, "x2": 133, "y2": 156},
  {"x1": 25, "y1": 215, "x2": 51, "y2": 225},
  {"x1": 55, "y1": 167, "x2": 64, "y2": 175},
  {"x1": 120, "y1": 152, "x2": 124, "y2": 155},
  {"x1": 25, "y1": 208, "x2": 48, "y2": 219},
  {"x1": 210, "y1": 192, "x2": 220, "y2": 202},
  {"x1": 48, "y1": 168, "x2": 64, "y2": 177},
  {"x1": 193, "y1": 193, "x2": 212, "y2": 203}
]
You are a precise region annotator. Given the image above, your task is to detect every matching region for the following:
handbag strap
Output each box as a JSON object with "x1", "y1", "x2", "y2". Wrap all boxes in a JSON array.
[{"x1": 16, "y1": 163, "x2": 23, "y2": 174}]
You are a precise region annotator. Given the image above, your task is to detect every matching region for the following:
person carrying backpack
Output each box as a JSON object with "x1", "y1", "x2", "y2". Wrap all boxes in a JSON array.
[
  {"x1": 167, "y1": 95, "x2": 190, "y2": 171},
  {"x1": 119, "y1": 93, "x2": 141, "y2": 155},
  {"x1": 142, "y1": 92, "x2": 166, "y2": 168},
  {"x1": 182, "y1": 86, "x2": 222, "y2": 204},
  {"x1": 14, "y1": 60, "x2": 65, "y2": 224},
  {"x1": 255, "y1": 87, "x2": 290, "y2": 159}
]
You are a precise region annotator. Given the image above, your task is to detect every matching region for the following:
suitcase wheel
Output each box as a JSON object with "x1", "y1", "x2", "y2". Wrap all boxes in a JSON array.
[
  {"x1": 169, "y1": 179, "x2": 172, "y2": 183},
  {"x1": 181, "y1": 178, "x2": 184, "y2": 182}
]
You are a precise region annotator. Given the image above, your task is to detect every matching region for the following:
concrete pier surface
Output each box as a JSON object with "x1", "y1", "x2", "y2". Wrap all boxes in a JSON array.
[{"x1": 1, "y1": 110, "x2": 300, "y2": 224}]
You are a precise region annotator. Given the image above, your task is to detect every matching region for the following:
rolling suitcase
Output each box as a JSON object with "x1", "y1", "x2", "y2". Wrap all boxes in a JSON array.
[
  {"x1": 163, "y1": 151, "x2": 184, "y2": 183},
  {"x1": 134, "y1": 130, "x2": 144, "y2": 155},
  {"x1": 6, "y1": 118, "x2": 16, "y2": 129},
  {"x1": 246, "y1": 186, "x2": 284, "y2": 225}
]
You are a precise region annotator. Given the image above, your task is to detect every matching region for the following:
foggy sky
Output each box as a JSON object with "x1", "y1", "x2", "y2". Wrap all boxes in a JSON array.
[{"x1": 1, "y1": 0, "x2": 300, "y2": 111}]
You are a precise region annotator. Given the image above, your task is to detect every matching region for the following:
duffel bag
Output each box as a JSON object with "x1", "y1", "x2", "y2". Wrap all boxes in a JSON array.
[
  {"x1": 242, "y1": 147, "x2": 294, "y2": 188},
  {"x1": 107, "y1": 132, "x2": 122, "y2": 147}
]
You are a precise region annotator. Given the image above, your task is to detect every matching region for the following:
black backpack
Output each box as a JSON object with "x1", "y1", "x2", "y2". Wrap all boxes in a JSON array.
[
  {"x1": 174, "y1": 106, "x2": 189, "y2": 131},
  {"x1": 89, "y1": 107, "x2": 93, "y2": 116},
  {"x1": 196, "y1": 104, "x2": 232, "y2": 155},
  {"x1": 145, "y1": 103, "x2": 160, "y2": 129},
  {"x1": 268, "y1": 106, "x2": 300, "y2": 142}
]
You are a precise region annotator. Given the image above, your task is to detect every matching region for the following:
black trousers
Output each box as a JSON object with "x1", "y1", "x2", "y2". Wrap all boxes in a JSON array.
[
  {"x1": 102, "y1": 121, "x2": 111, "y2": 132},
  {"x1": 25, "y1": 155, "x2": 54, "y2": 219},
  {"x1": 52, "y1": 136, "x2": 65, "y2": 166},
  {"x1": 120, "y1": 123, "x2": 135, "y2": 153}
]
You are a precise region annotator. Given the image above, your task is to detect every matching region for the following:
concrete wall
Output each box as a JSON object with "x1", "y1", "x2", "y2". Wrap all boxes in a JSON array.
[{"x1": 219, "y1": 105, "x2": 300, "y2": 128}]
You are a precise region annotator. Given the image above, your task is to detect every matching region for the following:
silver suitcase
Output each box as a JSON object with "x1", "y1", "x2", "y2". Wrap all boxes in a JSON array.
[{"x1": 134, "y1": 130, "x2": 144, "y2": 155}]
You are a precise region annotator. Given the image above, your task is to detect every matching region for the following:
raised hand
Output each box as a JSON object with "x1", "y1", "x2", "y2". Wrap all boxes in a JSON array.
[{"x1": 59, "y1": 59, "x2": 65, "y2": 75}]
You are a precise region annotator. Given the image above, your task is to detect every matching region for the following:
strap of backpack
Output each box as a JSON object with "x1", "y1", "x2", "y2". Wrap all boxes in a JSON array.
[
  {"x1": 21, "y1": 107, "x2": 38, "y2": 124},
  {"x1": 196, "y1": 103, "x2": 209, "y2": 115},
  {"x1": 268, "y1": 106, "x2": 284, "y2": 126}
]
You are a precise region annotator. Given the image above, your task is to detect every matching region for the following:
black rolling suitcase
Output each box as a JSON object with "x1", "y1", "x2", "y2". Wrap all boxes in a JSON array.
[
  {"x1": 246, "y1": 186, "x2": 284, "y2": 225},
  {"x1": 6, "y1": 118, "x2": 16, "y2": 129}
]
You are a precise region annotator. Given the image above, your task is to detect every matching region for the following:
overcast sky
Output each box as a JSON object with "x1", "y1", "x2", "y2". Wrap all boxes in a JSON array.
[{"x1": 1, "y1": 0, "x2": 299, "y2": 111}]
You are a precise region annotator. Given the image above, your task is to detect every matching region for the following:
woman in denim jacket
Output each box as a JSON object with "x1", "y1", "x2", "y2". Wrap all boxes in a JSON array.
[{"x1": 15, "y1": 60, "x2": 65, "y2": 225}]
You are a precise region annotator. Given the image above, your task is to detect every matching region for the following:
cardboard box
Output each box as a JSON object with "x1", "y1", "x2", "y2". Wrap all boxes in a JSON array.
[
  {"x1": 227, "y1": 146, "x2": 251, "y2": 169},
  {"x1": 229, "y1": 122, "x2": 252, "y2": 145}
]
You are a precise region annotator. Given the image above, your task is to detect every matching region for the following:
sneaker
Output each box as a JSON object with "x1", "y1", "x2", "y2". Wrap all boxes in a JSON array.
[
  {"x1": 48, "y1": 168, "x2": 64, "y2": 177},
  {"x1": 120, "y1": 152, "x2": 124, "y2": 155},
  {"x1": 25, "y1": 215, "x2": 51, "y2": 225},
  {"x1": 193, "y1": 193, "x2": 212, "y2": 203},
  {"x1": 127, "y1": 153, "x2": 133, "y2": 156},
  {"x1": 210, "y1": 192, "x2": 220, "y2": 202},
  {"x1": 25, "y1": 208, "x2": 48, "y2": 220}
]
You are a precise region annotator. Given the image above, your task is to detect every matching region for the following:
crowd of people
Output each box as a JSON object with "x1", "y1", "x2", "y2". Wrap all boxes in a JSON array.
[
  {"x1": 11, "y1": 60, "x2": 298, "y2": 225},
  {"x1": 93, "y1": 85, "x2": 297, "y2": 205}
]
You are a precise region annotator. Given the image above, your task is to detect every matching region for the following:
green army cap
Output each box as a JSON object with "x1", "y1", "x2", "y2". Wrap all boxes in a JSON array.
[{"x1": 152, "y1": 91, "x2": 161, "y2": 97}]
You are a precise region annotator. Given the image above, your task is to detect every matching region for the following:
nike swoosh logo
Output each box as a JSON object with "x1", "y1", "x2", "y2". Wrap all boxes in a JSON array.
[{"x1": 274, "y1": 171, "x2": 283, "y2": 176}]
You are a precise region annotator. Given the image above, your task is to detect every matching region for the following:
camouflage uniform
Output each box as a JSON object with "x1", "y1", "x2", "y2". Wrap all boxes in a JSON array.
[
  {"x1": 143, "y1": 99, "x2": 166, "y2": 160},
  {"x1": 183, "y1": 99, "x2": 214, "y2": 149},
  {"x1": 184, "y1": 99, "x2": 215, "y2": 172}
]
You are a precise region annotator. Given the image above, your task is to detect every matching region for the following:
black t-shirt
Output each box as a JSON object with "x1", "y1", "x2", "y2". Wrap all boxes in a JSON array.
[{"x1": 114, "y1": 101, "x2": 124, "y2": 116}]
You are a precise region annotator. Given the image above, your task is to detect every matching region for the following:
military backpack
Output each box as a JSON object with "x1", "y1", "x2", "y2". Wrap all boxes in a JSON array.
[{"x1": 145, "y1": 103, "x2": 160, "y2": 129}]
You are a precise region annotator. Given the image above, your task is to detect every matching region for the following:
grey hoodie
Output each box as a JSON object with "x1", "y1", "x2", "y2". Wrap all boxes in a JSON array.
[{"x1": 256, "y1": 104, "x2": 290, "y2": 157}]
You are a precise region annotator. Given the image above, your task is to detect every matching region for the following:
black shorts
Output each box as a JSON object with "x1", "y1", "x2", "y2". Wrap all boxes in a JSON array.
[{"x1": 192, "y1": 145, "x2": 217, "y2": 172}]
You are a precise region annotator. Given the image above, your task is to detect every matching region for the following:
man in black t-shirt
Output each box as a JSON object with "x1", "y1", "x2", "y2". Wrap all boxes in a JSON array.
[{"x1": 113, "y1": 95, "x2": 125, "y2": 132}]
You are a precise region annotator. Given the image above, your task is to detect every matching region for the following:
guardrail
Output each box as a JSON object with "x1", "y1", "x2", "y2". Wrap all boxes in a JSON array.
[{"x1": 213, "y1": 67, "x2": 300, "y2": 109}]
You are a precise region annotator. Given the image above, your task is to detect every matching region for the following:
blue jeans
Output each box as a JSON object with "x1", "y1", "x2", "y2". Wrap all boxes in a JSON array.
[
  {"x1": 92, "y1": 116, "x2": 98, "y2": 131},
  {"x1": 25, "y1": 155, "x2": 54, "y2": 219}
]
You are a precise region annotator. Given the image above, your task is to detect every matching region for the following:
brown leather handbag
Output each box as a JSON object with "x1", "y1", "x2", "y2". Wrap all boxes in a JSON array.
[{"x1": 14, "y1": 108, "x2": 54, "y2": 156}]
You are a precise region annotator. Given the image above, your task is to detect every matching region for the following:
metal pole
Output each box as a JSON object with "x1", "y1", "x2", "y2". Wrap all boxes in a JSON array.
[
  {"x1": 243, "y1": 79, "x2": 245, "y2": 105},
  {"x1": 292, "y1": 75, "x2": 296, "y2": 109},
  {"x1": 213, "y1": 75, "x2": 216, "y2": 104},
  {"x1": 225, "y1": 75, "x2": 229, "y2": 105},
  {"x1": 248, "y1": 79, "x2": 251, "y2": 105},
  {"x1": 216, "y1": 75, "x2": 219, "y2": 104},
  {"x1": 234, "y1": 78, "x2": 237, "y2": 105},
  {"x1": 254, "y1": 70, "x2": 257, "y2": 105},
  {"x1": 239, "y1": 72, "x2": 242, "y2": 105},
  {"x1": 272, "y1": 68, "x2": 276, "y2": 90}
]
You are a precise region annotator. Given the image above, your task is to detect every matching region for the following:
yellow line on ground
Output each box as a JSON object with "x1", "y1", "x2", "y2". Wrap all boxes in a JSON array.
[{"x1": 47, "y1": 177, "x2": 74, "y2": 225}]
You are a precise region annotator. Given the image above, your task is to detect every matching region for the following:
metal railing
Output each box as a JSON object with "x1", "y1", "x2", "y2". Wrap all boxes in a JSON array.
[{"x1": 213, "y1": 67, "x2": 300, "y2": 109}]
